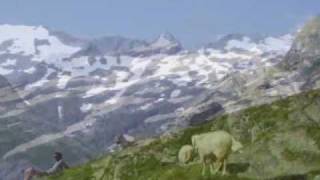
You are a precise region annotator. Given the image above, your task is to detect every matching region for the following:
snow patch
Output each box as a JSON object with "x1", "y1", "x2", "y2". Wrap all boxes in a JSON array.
[
  {"x1": 114, "y1": 71, "x2": 129, "y2": 82},
  {"x1": 25, "y1": 78, "x2": 49, "y2": 89},
  {"x1": 24, "y1": 67, "x2": 54, "y2": 90},
  {"x1": 140, "y1": 103, "x2": 153, "y2": 110},
  {"x1": 80, "y1": 103, "x2": 93, "y2": 113},
  {"x1": 224, "y1": 34, "x2": 293, "y2": 54},
  {"x1": 105, "y1": 97, "x2": 118, "y2": 105},
  {"x1": 1, "y1": 59, "x2": 16, "y2": 66},
  {"x1": 144, "y1": 113, "x2": 176, "y2": 123},
  {"x1": 24, "y1": 100, "x2": 31, "y2": 105},
  {"x1": 57, "y1": 75, "x2": 71, "y2": 89},
  {"x1": 208, "y1": 49, "x2": 253, "y2": 59},
  {"x1": 58, "y1": 105, "x2": 63, "y2": 120},
  {"x1": 23, "y1": 67, "x2": 36, "y2": 74},
  {"x1": 170, "y1": 89, "x2": 181, "y2": 98},
  {"x1": 0, "y1": 67, "x2": 13, "y2": 75},
  {"x1": 84, "y1": 87, "x2": 108, "y2": 98},
  {"x1": 260, "y1": 34, "x2": 293, "y2": 53},
  {"x1": 225, "y1": 37, "x2": 259, "y2": 53}
]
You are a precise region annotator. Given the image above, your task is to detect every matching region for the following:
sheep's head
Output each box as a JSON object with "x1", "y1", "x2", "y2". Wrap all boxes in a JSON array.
[
  {"x1": 178, "y1": 145, "x2": 194, "y2": 163},
  {"x1": 231, "y1": 139, "x2": 243, "y2": 152}
]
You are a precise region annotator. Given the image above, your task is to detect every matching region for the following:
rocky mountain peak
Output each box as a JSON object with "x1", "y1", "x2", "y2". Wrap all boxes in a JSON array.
[
  {"x1": 150, "y1": 32, "x2": 181, "y2": 50},
  {"x1": 125, "y1": 32, "x2": 182, "y2": 56},
  {"x1": 295, "y1": 16, "x2": 320, "y2": 53},
  {"x1": 205, "y1": 34, "x2": 248, "y2": 49},
  {"x1": 281, "y1": 16, "x2": 320, "y2": 72},
  {"x1": 89, "y1": 36, "x2": 148, "y2": 55},
  {"x1": 155, "y1": 32, "x2": 179, "y2": 44}
]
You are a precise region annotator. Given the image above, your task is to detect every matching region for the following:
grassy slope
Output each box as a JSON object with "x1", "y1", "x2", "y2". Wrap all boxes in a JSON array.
[{"x1": 40, "y1": 89, "x2": 320, "y2": 180}]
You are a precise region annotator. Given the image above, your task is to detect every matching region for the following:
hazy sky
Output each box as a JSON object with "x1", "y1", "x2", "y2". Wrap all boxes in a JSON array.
[{"x1": 1, "y1": 0, "x2": 319, "y2": 47}]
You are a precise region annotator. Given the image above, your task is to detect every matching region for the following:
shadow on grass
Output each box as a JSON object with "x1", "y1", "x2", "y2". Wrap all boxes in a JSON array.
[
  {"x1": 227, "y1": 163, "x2": 250, "y2": 174},
  {"x1": 270, "y1": 174, "x2": 307, "y2": 180}
]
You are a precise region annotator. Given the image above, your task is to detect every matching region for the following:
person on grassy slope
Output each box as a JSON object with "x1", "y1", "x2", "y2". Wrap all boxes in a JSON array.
[{"x1": 24, "y1": 152, "x2": 69, "y2": 180}]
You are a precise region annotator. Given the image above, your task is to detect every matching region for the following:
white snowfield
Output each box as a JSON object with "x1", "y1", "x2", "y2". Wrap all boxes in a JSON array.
[
  {"x1": 0, "y1": 25, "x2": 80, "y2": 59},
  {"x1": 0, "y1": 25, "x2": 293, "y2": 89},
  {"x1": 225, "y1": 34, "x2": 293, "y2": 54}
]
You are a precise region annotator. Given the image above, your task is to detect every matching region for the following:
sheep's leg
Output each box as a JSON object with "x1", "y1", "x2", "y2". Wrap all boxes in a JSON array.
[
  {"x1": 202, "y1": 162, "x2": 206, "y2": 176},
  {"x1": 222, "y1": 159, "x2": 227, "y2": 175},
  {"x1": 200, "y1": 154, "x2": 207, "y2": 176},
  {"x1": 209, "y1": 163, "x2": 215, "y2": 175},
  {"x1": 213, "y1": 160, "x2": 222, "y2": 175}
]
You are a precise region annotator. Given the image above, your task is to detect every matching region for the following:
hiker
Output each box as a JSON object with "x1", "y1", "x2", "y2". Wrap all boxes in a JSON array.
[{"x1": 24, "y1": 152, "x2": 69, "y2": 180}]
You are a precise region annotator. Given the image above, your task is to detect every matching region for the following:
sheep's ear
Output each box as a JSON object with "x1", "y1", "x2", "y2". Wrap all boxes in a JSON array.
[
  {"x1": 191, "y1": 136, "x2": 197, "y2": 147},
  {"x1": 231, "y1": 137, "x2": 243, "y2": 152},
  {"x1": 232, "y1": 140, "x2": 243, "y2": 152}
]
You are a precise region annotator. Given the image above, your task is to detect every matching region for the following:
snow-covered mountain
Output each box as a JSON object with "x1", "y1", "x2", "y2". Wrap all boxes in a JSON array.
[{"x1": 0, "y1": 24, "x2": 305, "y2": 179}]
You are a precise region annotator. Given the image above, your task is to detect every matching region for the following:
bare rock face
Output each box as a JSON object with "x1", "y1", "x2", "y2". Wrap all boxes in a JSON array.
[{"x1": 280, "y1": 17, "x2": 320, "y2": 89}]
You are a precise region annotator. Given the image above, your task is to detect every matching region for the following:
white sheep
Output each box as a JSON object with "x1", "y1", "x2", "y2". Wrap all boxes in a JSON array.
[
  {"x1": 178, "y1": 145, "x2": 193, "y2": 164},
  {"x1": 191, "y1": 130, "x2": 243, "y2": 176}
]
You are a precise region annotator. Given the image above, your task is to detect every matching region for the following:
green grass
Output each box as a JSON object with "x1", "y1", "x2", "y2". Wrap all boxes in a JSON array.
[{"x1": 40, "y1": 89, "x2": 320, "y2": 180}]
